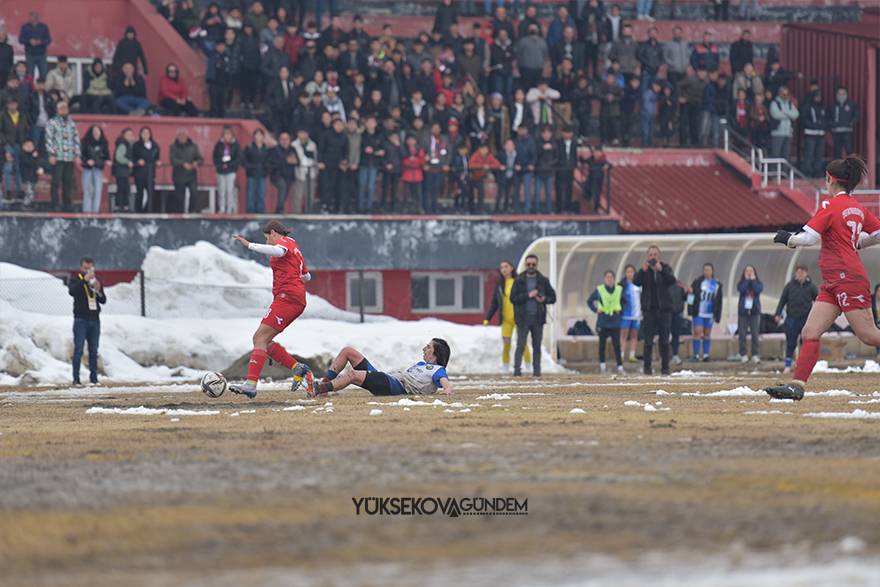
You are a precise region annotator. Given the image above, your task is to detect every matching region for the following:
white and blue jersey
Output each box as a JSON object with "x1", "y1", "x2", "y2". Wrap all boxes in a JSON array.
[
  {"x1": 698, "y1": 279, "x2": 719, "y2": 319},
  {"x1": 621, "y1": 281, "x2": 642, "y2": 321},
  {"x1": 386, "y1": 362, "x2": 449, "y2": 395}
]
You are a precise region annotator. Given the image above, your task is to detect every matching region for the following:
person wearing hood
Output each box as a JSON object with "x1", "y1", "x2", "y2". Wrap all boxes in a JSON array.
[
  {"x1": 829, "y1": 86, "x2": 858, "y2": 159},
  {"x1": 111, "y1": 26, "x2": 148, "y2": 79},
  {"x1": 158, "y1": 63, "x2": 198, "y2": 117},
  {"x1": 81, "y1": 59, "x2": 115, "y2": 114},
  {"x1": 80, "y1": 125, "x2": 109, "y2": 213}
]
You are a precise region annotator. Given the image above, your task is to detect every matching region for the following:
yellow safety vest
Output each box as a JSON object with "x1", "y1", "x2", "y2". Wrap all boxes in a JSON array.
[{"x1": 596, "y1": 284, "x2": 622, "y2": 314}]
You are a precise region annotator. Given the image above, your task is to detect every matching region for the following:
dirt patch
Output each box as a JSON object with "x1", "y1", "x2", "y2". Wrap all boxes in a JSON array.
[{"x1": 0, "y1": 373, "x2": 878, "y2": 586}]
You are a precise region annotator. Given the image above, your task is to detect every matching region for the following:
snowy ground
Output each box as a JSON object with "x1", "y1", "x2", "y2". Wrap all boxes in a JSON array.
[{"x1": 0, "y1": 242, "x2": 561, "y2": 386}]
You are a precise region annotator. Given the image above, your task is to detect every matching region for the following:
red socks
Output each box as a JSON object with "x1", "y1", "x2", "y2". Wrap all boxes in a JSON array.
[
  {"x1": 247, "y1": 348, "x2": 269, "y2": 382},
  {"x1": 793, "y1": 338, "x2": 820, "y2": 384},
  {"x1": 268, "y1": 342, "x2": 297, "y2": 370}
]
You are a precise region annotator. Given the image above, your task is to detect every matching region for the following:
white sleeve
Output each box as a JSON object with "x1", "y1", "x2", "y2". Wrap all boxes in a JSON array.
[
  {"x1": 788, "y1": 229, "x2": 820, "y2": 248},
  {"x1": 248, "y1": 243, "x2": 287, "y2": 257},
  {"x1": 302, "y1": 272, "x2": 312, "y2": 282},
  {"x1": 858, "y1": 229, "x2": 880, "y2": 250}
]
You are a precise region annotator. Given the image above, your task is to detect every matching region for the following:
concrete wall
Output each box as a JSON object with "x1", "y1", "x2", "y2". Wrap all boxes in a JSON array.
[{"x1": 0, "y1": 215, "x2": 619, "y2": 272}]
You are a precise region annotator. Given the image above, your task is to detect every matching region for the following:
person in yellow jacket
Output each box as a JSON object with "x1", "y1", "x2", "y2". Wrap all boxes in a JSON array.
[
  {"x1": 587, "y1": 270, "x2": 627, "y2": 374},
  {"x1": 483, "y1": 260, "x2": 531, "y2": 373}
]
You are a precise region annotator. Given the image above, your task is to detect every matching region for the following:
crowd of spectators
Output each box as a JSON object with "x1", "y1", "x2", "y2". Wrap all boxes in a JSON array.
[{"x1": 0, "y1": 2, "x2": 863, "y2": 213}]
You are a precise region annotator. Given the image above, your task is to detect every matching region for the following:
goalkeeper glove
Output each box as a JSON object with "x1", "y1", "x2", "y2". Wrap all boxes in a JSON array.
[{"x1": 773, "y1": 230, "x2": 793, "y2": 247}]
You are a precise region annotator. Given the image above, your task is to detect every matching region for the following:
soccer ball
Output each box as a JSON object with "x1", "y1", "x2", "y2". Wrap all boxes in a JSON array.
[{"x1": 200, "y1": 371, "x2": 227, "y2": 398}]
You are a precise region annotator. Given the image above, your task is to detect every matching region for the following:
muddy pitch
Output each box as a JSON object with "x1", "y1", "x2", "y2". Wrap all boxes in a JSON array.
[{"x1": 1, "y1": 372, "x2": 879, "y2": 586}]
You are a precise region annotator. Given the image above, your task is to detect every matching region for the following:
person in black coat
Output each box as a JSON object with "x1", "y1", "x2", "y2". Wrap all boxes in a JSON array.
[
  {"x1": 0, "y1": 31, "x2": 13, "y2": 89},
  {"x1": 509, "y1": 254, "x2": 557, "y2": 377},
  {"x1": 238, "y1": 24, "x2": 262, "y2": 110},
  {"x1": 68, "y1": 257, "x2": 107, "y2": 385},
  {"x1": 268, "y1": 131, "x2": 298, "y2": 214},
  {"x1": 111, "y1": 26, "x2": 148, "y2": 79},
  {"x1": 554, "y1": 127, "x2": 578, "y2": 213},
  {"x1": 317, "y1": 118, "x2": 349, "y2": 212},
  {"x1": 381, "y1": 132, "x2": 403, "y2": 211},
  {"x1": 243, "y1": 128, "x2": 270, "y2": 213},
  {"x1": 632, "y1": 245, "x2": 677, "y2": 375},
  {"x1": 132, "y1": 126, "x2": 160, "y2": 213},
  {"x1": 266, "y1": 66, "x2": 296, "y2": 134},
  {"x1": 80, "y1": 125, "x2": 109, "y2": 214},
  {"x1": 774, "y1": 265, "x2": 819, "y2": 373}
]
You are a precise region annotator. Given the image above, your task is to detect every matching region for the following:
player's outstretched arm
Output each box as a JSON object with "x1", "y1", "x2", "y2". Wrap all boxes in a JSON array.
[
  {"x1": 774, "y1": 229, "x2": 819, "y2": 249},
  {"x1": 438, "y1": 377, "x2": 453, "y2": 395}
]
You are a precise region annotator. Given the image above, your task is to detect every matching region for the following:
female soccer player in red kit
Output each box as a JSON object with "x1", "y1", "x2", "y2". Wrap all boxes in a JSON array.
[
  {"x1": 229, "y1": 220, "x2": 312, "y2": 398},
  {"x1": 766, "y1": 156, "x2": 880, "y2": 400}
]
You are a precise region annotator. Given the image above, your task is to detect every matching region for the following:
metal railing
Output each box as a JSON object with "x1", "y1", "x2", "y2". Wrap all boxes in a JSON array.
[
  {"x1": 723, "y1": 127, "x2": 821, "y2": 197},
  {"x1": 722, "y1": 126, "x2": 763, "y2": 173}
]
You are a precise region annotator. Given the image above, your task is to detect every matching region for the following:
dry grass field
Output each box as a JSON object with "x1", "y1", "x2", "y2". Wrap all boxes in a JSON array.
[{"x1": 1, "y1": 371, "x2": 879, "y2": 586}]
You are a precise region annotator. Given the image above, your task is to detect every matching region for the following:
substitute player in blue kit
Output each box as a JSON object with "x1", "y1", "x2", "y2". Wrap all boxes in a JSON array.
[
  {"x1": 688, "y1": 263, "x2": 723, "y2": 362},
  {"x1": 311, "y1": 339, "x2": 452, "y2": 397}
]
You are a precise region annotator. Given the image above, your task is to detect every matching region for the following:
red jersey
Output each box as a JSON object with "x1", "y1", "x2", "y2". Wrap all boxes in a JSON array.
[
  {"x1": 805, "y1": 193, "x2": 880, "y2": 283},
  {"x1": 270, "y1": 236, "x2": 309, "y2": 301}
]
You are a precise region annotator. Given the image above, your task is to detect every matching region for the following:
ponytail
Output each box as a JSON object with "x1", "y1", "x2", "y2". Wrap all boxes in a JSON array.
[{"x1": 826, "y1": 155, "x2": 867, "y2": 194}]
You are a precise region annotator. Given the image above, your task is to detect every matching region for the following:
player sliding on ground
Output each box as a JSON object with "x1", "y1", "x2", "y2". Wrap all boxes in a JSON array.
[
  {"x1": 311, "y1": 339, "x2": 452, "y2": 397},
  {"x1": 228, "y1": 220, "x2": 313, "y2": 399},
  {"x1": 765, "y1": 156, "x2": 880, "y2": 400}
]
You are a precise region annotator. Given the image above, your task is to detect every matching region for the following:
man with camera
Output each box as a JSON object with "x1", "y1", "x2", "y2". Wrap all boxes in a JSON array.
[
  {"x1": 68, "y1": 257, "x2": 107, "y2": 385},
  {"x1": 633, "y1": 245, "x2": 677, "y2": 375}
]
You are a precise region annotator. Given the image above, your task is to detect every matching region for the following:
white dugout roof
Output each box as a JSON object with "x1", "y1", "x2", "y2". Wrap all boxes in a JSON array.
[{"x1": 518, "y1": 234, "x2": 880, "y2": 353}]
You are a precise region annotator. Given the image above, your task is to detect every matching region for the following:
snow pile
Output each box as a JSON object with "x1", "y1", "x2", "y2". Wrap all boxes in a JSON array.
[
  {"x1": 569, "y1": 408, "x2": 586, "y2": 414},
  {"x1": 86, "y1": 406, "x2": 219, "y2": 416},
  {"x1": 682, "y1": 386, "x2": 764, "y2": 397},
  {"x1": 477, "y1": 393, "x2": 512, "y2": 400},
  {"x1": 813, "y1": 360, "x2": 880, "y2": 374},
  {"x1": 369, "y1": 409, "x2": 383, "y2": 416},
  {"x1": 0, "y1": 247, "x2": 566, "y2": 385},
  {"x1": 669, "y1": 370, "x2": 710, "y2": 377},
  {"x1": 103, "y1": 242, "x2": 390, "y2": 322},
  {"x1": 803, "y1": 410, "x2": 880, "y2": 420}
]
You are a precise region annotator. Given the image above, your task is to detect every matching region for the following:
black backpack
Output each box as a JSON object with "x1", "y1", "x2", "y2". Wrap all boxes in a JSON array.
[{"x1": 567, "y1": 320, "x2": 593, "y2": 336}]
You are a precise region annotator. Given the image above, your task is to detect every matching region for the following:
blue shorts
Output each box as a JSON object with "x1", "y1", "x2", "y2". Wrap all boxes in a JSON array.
[
  {"x1": 620, "y1": 318, "x2": 640, "y2": 331},
  {"x1": 693, "y1": 316, "x2": 714, "y2": 330}
]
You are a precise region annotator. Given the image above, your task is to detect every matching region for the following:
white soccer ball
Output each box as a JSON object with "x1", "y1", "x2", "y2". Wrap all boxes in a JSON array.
[{"x1": 200, "y1": 371, "x2": 227, "y2": 398}]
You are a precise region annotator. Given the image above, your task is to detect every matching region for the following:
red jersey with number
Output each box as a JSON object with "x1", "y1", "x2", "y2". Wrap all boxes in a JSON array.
[
  {"x1": 270, "y1": 236, "x2": 309, "y2": 301},
  {"x1": 805, "y1": 193, "x2": 880, "y2": 283}
]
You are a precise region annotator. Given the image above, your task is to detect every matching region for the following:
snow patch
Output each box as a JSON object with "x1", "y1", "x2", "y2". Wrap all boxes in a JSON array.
[
  {"x1": 569, "y1": 408, "x2": 586, "y2": 414},
  {"x1": 369, "y1": 409, "x2": 383, "y2": 416},
  {"x1": 813, "y1": 360, "x2": 880, "y2": 374},
  {"x1": 86, "y1": 406, "x2": 219, "y2": 416},
  {"x1": 803, "y1": 410, "x2": 880, "y2": 420},
  {"x1": 282, "y1": 405, "x2": 306, "y2": 411}
]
